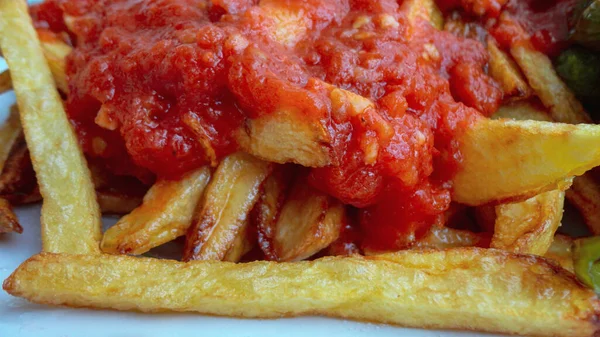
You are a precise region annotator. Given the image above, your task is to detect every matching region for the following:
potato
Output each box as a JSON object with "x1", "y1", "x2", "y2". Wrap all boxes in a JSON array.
[
  {"x1": 404, "y1": 0, "x2": 444, "y2": 30},
  {"x1": 0, "y1": 197, "x2": 21, "y2": 234},
  {"x1": 101, "y1": 167, "x2": 211, "y2": 255},
  {"x1": 4, "y1": 249, "x2": 599, "y2": 337},
  {"x1": 96, "y1": 190, "x2": 143, "y2": 215},
  {"x1": 511, "y1": 44, "x2": 591, "y2": 124},
  {"x1": 270, "y1": 179, "x2": 345, "y2": 261},
  {"x1": 412, "y1": 226, "x2": 489, "y2": 249},
  {"x1": 38, "y1": 33, "x2": 70, "y2": 94},
  {"x1": 184, "y1": 153, "x2": 271, "y2": 261},
  {"x1": 0, "y1": 0, "x2": 101, "y2": 254},
  {"x1": 566, "y1": 174, "x2": 600, "y2": 235},
  {"x1": 223, "y1": 220, "x2": 255, "y2": 263},
  {"x1": 454, "y1": 118, "x2": 600, "y2": 205},
  {"x1": 491, "y1": 190, "x2": 565, "y2": 255},
  {"x1": 488, "y1": 39, "x2": 531, "y2": 99}
]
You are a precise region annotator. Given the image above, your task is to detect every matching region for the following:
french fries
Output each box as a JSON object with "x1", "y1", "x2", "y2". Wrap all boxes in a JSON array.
[
  {"x1": 38, "y1": 34, "x2": 70, "y2": 94},
  {"x1": 0, "y1": 0, "x2": 101, "y2": 254},
  {"x1": 0, "y1": 197, "x2": 21, "y2": 234},
  {"x1": 184, "y1": 153, "x2": 271, "y2": 261},
  {"x1": 101, "y1": 167, "x2": 211, "y2": 255},
  {"x1": 269, "y1": 179, "x2": 345, "y2": 261},
  {"x1": 453, "y1": 118, "x2": 600, "y2": 205},
  {"x1": 0, "y1": 105, "x2": 21, "y2": 172},
  {"x1": 545, "y1": 235, "x2": 574, "y2": 273},
  {"x1": 567, "y1": 175, "x2": 600, "y2": 235},
  {"x1": 5, "y1": 249, "x2": 599, "y2": 337},
  {"x1": 487, "y1": 38, "x2": 531, "y2": 99},
  {"x1": 412, "y1": 226, "x2": 489, "y2": 249},
  {"x1": 491, "y1": 190, "x2": 565, "y2": 255}
]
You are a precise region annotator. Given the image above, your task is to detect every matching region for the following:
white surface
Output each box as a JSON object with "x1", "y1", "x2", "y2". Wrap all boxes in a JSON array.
[{"x1": 0, "y1": 1, "x2": 502, "y2": 334}]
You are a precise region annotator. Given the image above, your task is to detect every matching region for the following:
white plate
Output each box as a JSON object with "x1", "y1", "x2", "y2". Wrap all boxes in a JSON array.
[{"x1": 0, "y1": 2, "x2": 509, "y2": 335}]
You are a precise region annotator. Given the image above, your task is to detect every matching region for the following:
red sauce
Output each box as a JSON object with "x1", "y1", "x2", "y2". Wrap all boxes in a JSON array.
[{"x1": 34, "y1": 0, "x2": 501, "y2": 250}]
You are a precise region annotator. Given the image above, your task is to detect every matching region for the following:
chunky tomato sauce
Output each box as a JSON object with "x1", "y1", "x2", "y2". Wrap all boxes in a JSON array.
[{"x1": 34, "y1": 0, "x2": 503, "y2": 250}]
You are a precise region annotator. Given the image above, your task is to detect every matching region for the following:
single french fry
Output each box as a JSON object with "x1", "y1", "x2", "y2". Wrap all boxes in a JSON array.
[
  {"x1": 0, "y1": 105, "x2": 21, "y2": 172},
  {"x1": 223, "y1": 220, "x2": 254, "y2": 263},
  {"x1": 270, "y1": 180, "x2": 344, "y2": 261},
  {"x1": 0, "y1": 70, "x2": 11, "y2": 94},
  {"x1": 184, "y1": 153, "x2": 271, "y2": 261},
  {"x1": 453, "y1": 118, "x2": 600, "y2": 206},
  {"x1": 511, "y1": 45, "x2": 591, "y2": 124},
  {"x1": 101, "y1": 167, "x2": 211, "y2": 255},
  {"x1": 5, "y1": 250, "x2": 599, "y2": 337},
  {"x1": 0, "y1": 197, "x2": 21, "y2": 234},
  {"x1": 491, "y1": 190, "x2": 565, "y2": 255},
  {"x1": 0, "y1": 0, "x2": 101, "y2": 254},
  {"x1": 487, "y1": 38, "x2": 531, "y2": 99},
  {"x1": 544, "y1": 235, "x2": 574, "y2": 273}
]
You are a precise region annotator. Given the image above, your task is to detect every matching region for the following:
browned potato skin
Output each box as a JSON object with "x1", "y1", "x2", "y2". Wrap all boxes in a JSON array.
[
  {"x1": 487, "y1": 38, "x2": 531, "y2": 99},
  {"x1": 0, "y1": 197, "x2": 21, "y2": 234},
  {"x1": 5, "y1": 249, "x2": 600, "y2": 337},
  {"x1": 184, "y1": 153, "x2": 272, "y2": 261},
  {"x1": 544, "y1": 235, "x2": 574, "y2": 273}
]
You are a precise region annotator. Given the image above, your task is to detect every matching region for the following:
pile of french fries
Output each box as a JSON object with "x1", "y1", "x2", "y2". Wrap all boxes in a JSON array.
[{"x1": 2, "y1": 0, "x2": 600, "y2": 336}]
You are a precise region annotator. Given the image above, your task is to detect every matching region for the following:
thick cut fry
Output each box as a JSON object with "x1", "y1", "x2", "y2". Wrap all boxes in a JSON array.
[
  {"x1": 270, "y1": 181, "x2": 344, "y2": 261},
  {"x1": 0, "y1": 105, "x2": 21, "y2": 172},
  {"x1": 545, "y1": 235, "x2": 574, "y2": 273},
  {"x1": 184, "y1": 153, "x2": 272, "y2": 261},
  {"x1": 38, "y1": 33, "x2": 70, "y2": 94},
  {"x1": 236, "y1": 110, "x2": 332, "y2": 168},
  {"x1": 454, "y1": 118, "x2": 600, "y2": 205},
  {"x1": 0, "y1": 0, "x2": 101, "y2": 254},
  {"x1": 487, "y1": 38, "x2": 531, "y2": 98},
  {"x1": 0, "y1": 197, "x2": 21, "y2": 234},
  {"x1": 5, "y1": 250, "x2": 599, "y2": 337},
  {"x1": 567, "y1": 175, "x2": 600, "y2": 235},
  {"x1": 491, "y1": 190, "x2": 565, "y2": 255},
  {"x1": 101, "y1": 167, "x2": 211, "y2": 255},
  {"x1": 0, "y1": 70, "x2": 11, "y2": 94},
  {"x1": 511, "y1": 45, "x2": 591, "y2": 124},
  {"x1": 223, "y1": 220, "x2": 255, "y2": 263}
]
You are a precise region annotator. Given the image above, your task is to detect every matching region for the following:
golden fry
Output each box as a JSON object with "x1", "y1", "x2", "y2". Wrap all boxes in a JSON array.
[
  {"x1": 184, "y1": 153, "x2": 271, "y2": 261},
  {"x1": 101, "y1": 167, "x2": 211, "y2": 255},
  {"x1": 412, "y1": 226, "x2": 489, "y2": 249},
  {"x1": 38, "y1": 35, "x2": 71, "y2": 94},
  {"x1": 404, "y1": 0, "x2": 444, "y2": 30},
  {"x1": 453, "y1": 118, "x2": 600, "y2": 206},
  {"x1": 0, "y1": 0, "x2": 101, "y2": 254},
  {"x1": 270, "y1": 181, "x2": 344, "y2": 261},
  {"x1": 4, "y1": 250, "x2": 599, "y2": 337},
  {"x1": 223, "y1": 220, "x2": 255, "y2": 263},
  {"x1": 491, "y1": 190, "x2": 565, "y2": 255},
  {"x1": 511, "y1": 45, "x2": 591, "y2": 124},
  {"x1": 0, "y1": 197, "x2": 21, "y2": 234},
  {"x1": 488, "y1": 39, "x2": 531, "y2": 99}
]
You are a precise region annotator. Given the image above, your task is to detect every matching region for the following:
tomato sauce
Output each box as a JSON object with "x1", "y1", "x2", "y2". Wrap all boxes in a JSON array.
[{"x1": 34, "y1": 0, "x2": 501, "y2": 250}]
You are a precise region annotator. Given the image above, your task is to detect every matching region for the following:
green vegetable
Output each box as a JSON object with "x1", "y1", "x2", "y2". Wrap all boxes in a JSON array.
[
  {"x1": 572, "y1": 0, "x2": 600, "y2": 51},
  {"x1": 573, "y1": 236, "x2": 600, "y2": 293},
  {"x1": 555, "y1": 47, "x2": 600, "y2": 110}
]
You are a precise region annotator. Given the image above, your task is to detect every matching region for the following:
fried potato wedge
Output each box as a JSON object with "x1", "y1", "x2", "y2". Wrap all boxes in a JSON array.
[
  {"x1": 0, "y1": 70, "x2": 11, "y2": 94},
  {"x1": 545, "y1": 235, "x2": 574, "y2": 273},
  {"x1": 491, "y1": 190, "x2": 565, "y2": 255},
  {"x1": 184, "y1": 153, "x2": 271, "y2": 261},
  {"x1": 487, "y1": 38, "x2": 531, "y2": 99},
  {"x1": 236, "y1": 110, "x2": 332, "y2": 168},
  {"x1": 0, "y1": 0, "x2": 101, "y2": 254},
  {"x1": 223, "y1": 220, "x2": 255, "y2": 263},
  {"x1": 0, "y1": 197, "x2": 21, "y2": 234},
  {"x1": 511, "y1": 45, "x2": 591, "y2": 124},
  {"x1": 271, "y1": 180, "x2": 345, "y2": 261},
  {"x1": 5, "y1": 249, "x2": 599, "y2": 337},
  {"x1": 101, "y1": 167, "x2": 211, "y2": 255},
  {"x1": 454, "y1": 118, "x2": 600, "y2": 205},
  {"x1": 0, "y1": 105, "x2": 21, "y2": 172}
]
